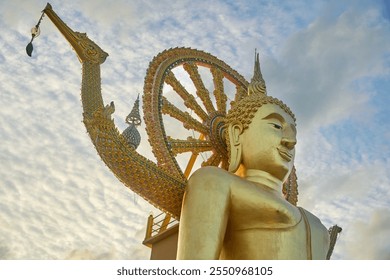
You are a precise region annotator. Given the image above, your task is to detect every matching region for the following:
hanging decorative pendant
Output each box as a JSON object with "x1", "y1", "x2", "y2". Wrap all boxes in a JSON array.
[{"x1": 26, "y1": 11, "x2": 44, "y2": 57}]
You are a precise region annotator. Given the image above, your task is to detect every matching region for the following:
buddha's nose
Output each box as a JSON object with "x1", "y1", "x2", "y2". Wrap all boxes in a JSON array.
[{"x1": 281, "y1": 137, "x2": 297, "y2": 150}]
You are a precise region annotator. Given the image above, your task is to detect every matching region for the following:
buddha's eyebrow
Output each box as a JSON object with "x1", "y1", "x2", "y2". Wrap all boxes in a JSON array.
[{"x1": 262, "y1": 113, "x2": 285, "y2": 123}]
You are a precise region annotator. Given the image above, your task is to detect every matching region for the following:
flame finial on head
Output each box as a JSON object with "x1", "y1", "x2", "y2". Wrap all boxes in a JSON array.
[{"x1": 247, "y1": 49, "x2": 267, "y2": 97}]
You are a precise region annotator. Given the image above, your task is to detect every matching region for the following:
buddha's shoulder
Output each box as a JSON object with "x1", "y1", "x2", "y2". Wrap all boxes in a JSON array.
[
  {"x1": 190, "y1": 166, "x2": 233, "y2": 180},
  {"x1": 188, "y1": 167, "x2": 238, "y2": 188}
]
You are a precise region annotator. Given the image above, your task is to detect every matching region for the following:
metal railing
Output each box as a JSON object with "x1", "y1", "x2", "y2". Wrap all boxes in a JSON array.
[{"x1": 145, "y1": 212, "x2": 178, "y2": 240}]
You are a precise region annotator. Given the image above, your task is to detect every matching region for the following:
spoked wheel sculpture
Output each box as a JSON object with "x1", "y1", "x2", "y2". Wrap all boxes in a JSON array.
[
  {"x1": 142, "y1": 48, "x2": 251, "y2": 230},
  {"x1": 143, "y1": 48, "x2": 249, "y2": 181}
]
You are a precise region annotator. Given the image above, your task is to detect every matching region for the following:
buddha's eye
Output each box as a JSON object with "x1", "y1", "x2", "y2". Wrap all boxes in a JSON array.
[{"x1": 270, "y1": 123, "x2": 282, "y2": 130}]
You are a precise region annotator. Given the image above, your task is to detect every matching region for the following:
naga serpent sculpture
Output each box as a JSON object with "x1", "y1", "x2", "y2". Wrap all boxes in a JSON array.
[{"x1": 27, "y1": 3, "x2": 299, "y2": 220}]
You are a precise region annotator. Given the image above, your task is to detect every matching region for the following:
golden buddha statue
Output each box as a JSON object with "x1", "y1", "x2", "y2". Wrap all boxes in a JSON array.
[
  {"x1": 26, "y1": 3, "x2": 338, "y2": 259},
  {"x1": 177, "y1": 53, "x2": 330, "y2": 260}
]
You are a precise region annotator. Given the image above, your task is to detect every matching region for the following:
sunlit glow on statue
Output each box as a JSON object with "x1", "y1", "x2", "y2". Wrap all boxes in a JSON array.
[
  {"x1": 177, "y1": 53, "x2": 330, "y2": 259},
  {"x1": 27, "y1": 3, "x2": 340, "y2": 260}
]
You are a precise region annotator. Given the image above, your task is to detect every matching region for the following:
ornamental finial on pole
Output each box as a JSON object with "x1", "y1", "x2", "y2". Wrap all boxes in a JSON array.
[{"x1": 122, "y1": 95, "x2": 142, "y2": 149}]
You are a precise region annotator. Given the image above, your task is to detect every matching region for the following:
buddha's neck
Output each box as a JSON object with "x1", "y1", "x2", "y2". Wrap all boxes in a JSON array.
[{"x1": 244, "y1": 169, "x2": 283, "y2": 192}]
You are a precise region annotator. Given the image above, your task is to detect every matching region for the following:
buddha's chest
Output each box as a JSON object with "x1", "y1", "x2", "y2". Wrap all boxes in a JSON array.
[{"x1": 228, "y1": 182, "x2": 300, "y2": 230}]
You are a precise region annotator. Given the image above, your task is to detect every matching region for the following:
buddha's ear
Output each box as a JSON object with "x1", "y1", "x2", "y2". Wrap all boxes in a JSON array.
[{"x1": 228, "y1": 121, "x2": 243, "y2": 173}]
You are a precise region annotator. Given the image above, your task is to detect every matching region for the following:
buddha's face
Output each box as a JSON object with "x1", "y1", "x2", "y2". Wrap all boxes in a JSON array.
[{"x1": 240, "y1": 103, "x2": 297, "y2": 182}]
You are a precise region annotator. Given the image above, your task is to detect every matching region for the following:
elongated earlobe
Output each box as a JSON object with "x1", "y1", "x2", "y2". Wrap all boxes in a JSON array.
[
  {"x1": 228, "y1": 121, "x2": 243, "y2": 173},
  {"x1": 282, "y1": 166, "x2": 298, "y2": 205}
]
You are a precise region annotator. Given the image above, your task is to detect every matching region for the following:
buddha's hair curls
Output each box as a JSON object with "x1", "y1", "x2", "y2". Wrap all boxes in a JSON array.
[{"x1": 225, "y1": 95, "x2": 296, "y2": 132}]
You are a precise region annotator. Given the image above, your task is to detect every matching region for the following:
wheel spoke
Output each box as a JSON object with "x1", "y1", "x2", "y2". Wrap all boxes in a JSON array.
[
  {"x1": 161, "y1": 96, "x2": 209, "y2": 135},
  {"x1": 210, "y1": 67, "x2": 227, "y2": 114},
  {"x1": 167, "y1": 136, "x2": 212, "y2": 156},
  {"x1": 183, "y1": 62, "x2": 216, "y2": 114},
  {"x1": 165, "y1": 71, "x2": 208, "y2": 121}
]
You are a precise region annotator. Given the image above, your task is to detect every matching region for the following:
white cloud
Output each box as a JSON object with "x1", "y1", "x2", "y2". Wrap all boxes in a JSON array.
[
  {"x1": 341, "y1": 208, "x2": 390, "y2": 259},
  {"x1": 266, "y1": 6, "x2": 390, "y2": 131},
  {"x1": 0, "y1": 0, "x2": 389, "y2": 261}
]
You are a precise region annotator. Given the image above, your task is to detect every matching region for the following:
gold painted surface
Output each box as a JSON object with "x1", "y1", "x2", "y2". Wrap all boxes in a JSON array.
[
  {"x1": 165, "y1": 71, "x2": 208, "y2": 121},
  {"x1": 167, "y1": 136, "x2": 211, "y2": 156},
  {"x1": 161, "y1": 96, "x2": 209, "y2": 135},
  {"x1": 143, "y1": 47, "x2": 248, "y2": 179},
  {"x1": 182, "y1": 62, "x2": 216, "y2": 114},
  {"x1": 37, "y1": 4, "x2": 338, "y2": 259},
  {"x1": 41, "y1": 4, "x2": 187, "y2": 219},
  {"x1": 177, "y1": 54, "x2": 330, "y2": 260},
  {"x1": 210, "y1": 66, "x2": 227, "y2": 113},
  {"x1": 40, "y1": 4, "x2": 250, "y2": 219}
]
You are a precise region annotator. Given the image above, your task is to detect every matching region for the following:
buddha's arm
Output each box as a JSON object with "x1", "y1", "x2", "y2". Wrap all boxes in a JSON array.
[{"x1": 177, "y1": 167, "x2": 230, "y2": 260}]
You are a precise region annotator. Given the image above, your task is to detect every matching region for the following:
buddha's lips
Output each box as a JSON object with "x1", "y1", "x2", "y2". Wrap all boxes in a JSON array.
[{"x1": 277, "y1": 147, "x2": 293, "y2": 162}]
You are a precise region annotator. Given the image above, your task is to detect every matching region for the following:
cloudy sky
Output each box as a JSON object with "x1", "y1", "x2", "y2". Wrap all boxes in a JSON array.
[{"x1": 1, "y1": 0, "x2": 389, "y2": 260}]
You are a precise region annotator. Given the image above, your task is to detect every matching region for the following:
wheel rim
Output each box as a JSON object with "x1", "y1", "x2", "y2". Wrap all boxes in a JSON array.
[{"x1": 143, "y1": 48, "x2": 249, "y2": 180}]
